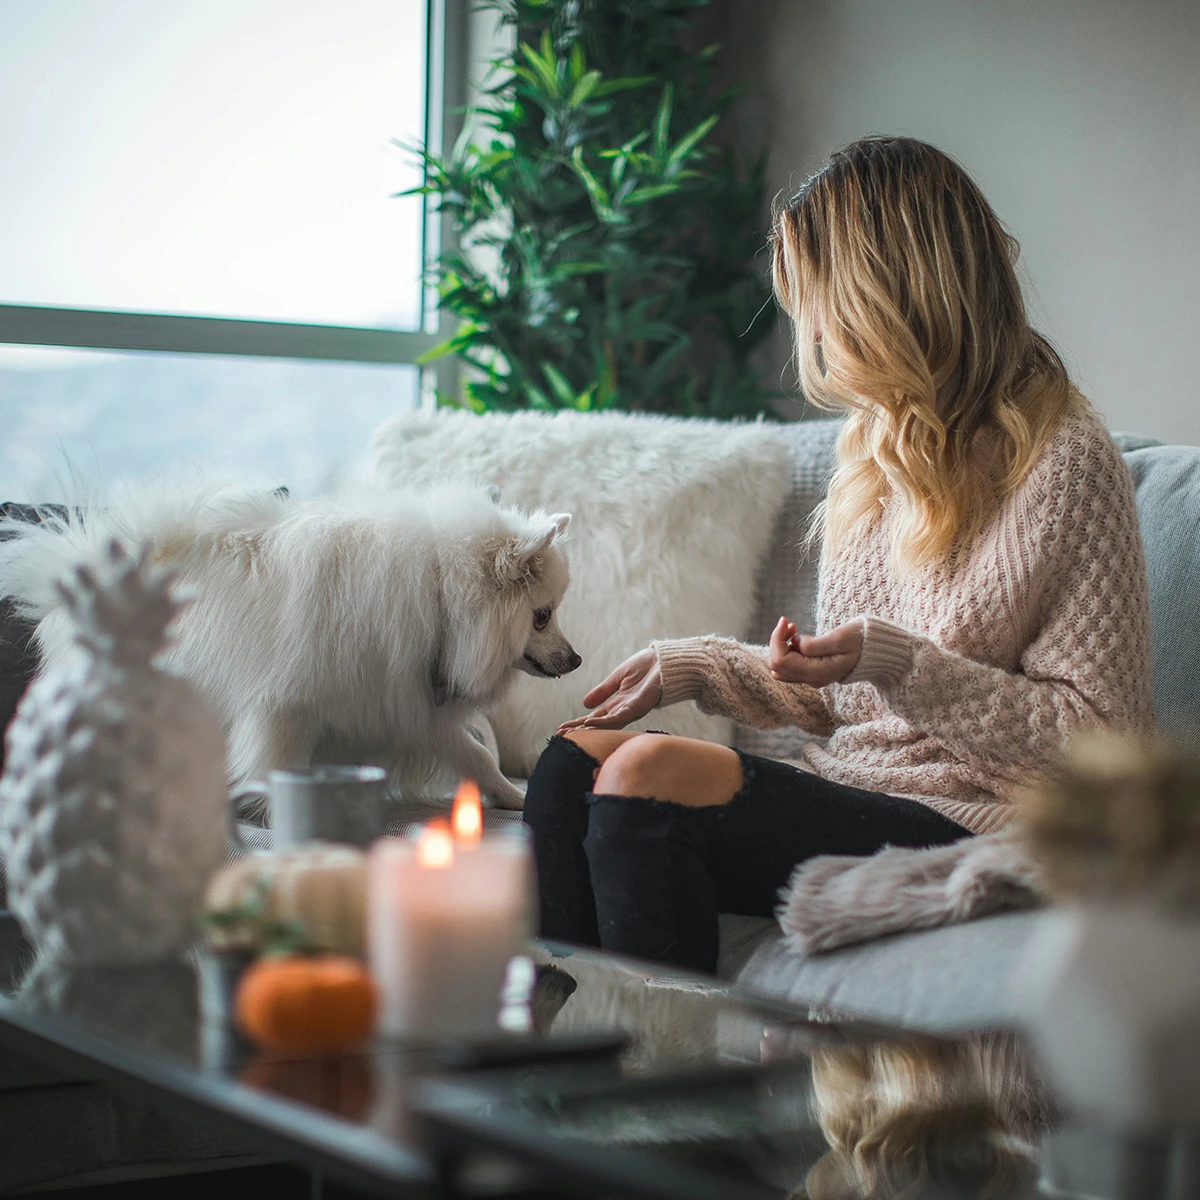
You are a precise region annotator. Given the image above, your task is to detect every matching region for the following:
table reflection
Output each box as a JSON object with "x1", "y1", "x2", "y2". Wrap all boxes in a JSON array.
[
  {"x1": 802, "y1": 1033, "x2": 1048, "y2": 1199},
  {"x1": 5, "y1": 948, "x2": 1069, "y2": 1199}
]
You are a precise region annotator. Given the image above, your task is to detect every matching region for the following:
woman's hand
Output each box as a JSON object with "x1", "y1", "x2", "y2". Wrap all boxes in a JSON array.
[
  {"x1": 557, "y1": 647, "x2": 663, "y2": 733},
  {"x1": 769, "y1": 617, "x2": 863, "y2": 686}
]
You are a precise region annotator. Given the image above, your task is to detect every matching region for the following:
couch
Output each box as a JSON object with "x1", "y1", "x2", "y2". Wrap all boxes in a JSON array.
[
  {"x1": 1, "y1": 416, "x2": 1197, "y2": 1189},
  {"x1": 365, "y1": 410, "x2": 1200, "y2": 1032}
]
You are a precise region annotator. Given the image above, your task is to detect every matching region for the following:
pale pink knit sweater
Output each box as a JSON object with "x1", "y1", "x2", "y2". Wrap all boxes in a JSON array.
[{"x1": 652, "y1": 410, "x2": 1154, "y2": 835}]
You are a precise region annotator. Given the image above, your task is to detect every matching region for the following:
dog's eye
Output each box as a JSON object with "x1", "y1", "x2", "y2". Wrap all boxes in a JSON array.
[{"x1": 533, "y1": 608, "x2": 552, "y2": 631}]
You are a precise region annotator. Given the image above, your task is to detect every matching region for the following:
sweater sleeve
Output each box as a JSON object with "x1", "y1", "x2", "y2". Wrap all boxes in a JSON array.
[
  {"x1": 843, "y1": 424, "x2": 1155, "y2": 775},
  {"x1": 651, "y1": 635, "x2": 836, "y2": 736}
]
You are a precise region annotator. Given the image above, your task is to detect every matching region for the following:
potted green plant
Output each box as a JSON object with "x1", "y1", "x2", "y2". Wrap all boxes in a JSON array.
[{"x1": 410, "y1": 0, "x2": 776, "y2": 418}]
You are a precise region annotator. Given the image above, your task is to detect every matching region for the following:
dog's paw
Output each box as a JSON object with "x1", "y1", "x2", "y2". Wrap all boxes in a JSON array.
[{"x1": 488, "y1": 779, "x2": 527, "y2": 811}]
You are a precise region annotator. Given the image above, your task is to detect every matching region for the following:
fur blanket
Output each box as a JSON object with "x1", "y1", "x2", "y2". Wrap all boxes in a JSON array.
[{"x1": 776, "y1": 833, "x2": 1047, "y2": 956}]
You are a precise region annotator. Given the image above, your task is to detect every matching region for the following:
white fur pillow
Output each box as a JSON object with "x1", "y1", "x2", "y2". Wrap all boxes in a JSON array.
[{"x1": 370, "y1": 410, "x2": 792, "y2": 776}]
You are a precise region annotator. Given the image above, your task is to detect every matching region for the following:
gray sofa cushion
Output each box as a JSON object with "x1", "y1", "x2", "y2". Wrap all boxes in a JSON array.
[
  {"x1": 731, "y1": 908, "x2": 1052, "y2": 1034},
  {"x1": 1122, "y1": 442, "x2": 1200, "y2": 740}
]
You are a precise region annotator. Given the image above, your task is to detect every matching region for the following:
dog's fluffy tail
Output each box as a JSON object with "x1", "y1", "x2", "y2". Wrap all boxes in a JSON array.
[
  {"x1": 0, "y1": 478, "x2": 288, "y2": 623},
  {"x1": 0, "y1": 505, "x2": 92, "y2": 623}
]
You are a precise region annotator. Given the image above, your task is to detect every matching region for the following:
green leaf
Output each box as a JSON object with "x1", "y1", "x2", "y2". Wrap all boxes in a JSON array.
[
  {"x1": 413, "y1": 340, "x2": 457, "y2": 366},
  {"x1": 459, "y1": 385, "x2": 490, "y2": 414},
  {"x1": 567, "y1": 69, "x2": 602, "y2": 108},
  {"x1": 623, "y1": 182, "x2": 683, "y2": 205},
  {"x1": 568, "y1": 146, "x2": 611, "y2": 214},
  {"x1": 415, "y1": 323, "x2": 486, "y2": 365},
  {"x1": 547, "y1": 260, "x2": 608, "y2": 280},
  {"x1": 591, "y1": 74, "x2": 656, "y2": 98},
  {"x1": 653, "y1": 82, "x2": 674, "y2": 161},
  {"x1": 518, "y1": 39, "x2": 559, "y2": 98},
  {"x1": 667, "y1": 114, "x2": 720, "y2": 170},
  {"x1": 541, "y1": 361, "x2": 576, "y2": 405},
  {"x1": 568, "y1": 42, "x2": 584, "y2": 83},
  {"x1": 525, "y1": 383, "x2": 554, "y2": 410}
]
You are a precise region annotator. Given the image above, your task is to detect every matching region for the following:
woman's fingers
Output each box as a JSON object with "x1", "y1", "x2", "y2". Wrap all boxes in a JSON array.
[
  {"x1": 582, "y1": 672, "x2": 623, "y2": 709},
  {"x1": 769, "y1": 617, "x2": 796, "y2": 669},
  {"x1": 796, "y1": 621, "x2": 863, "y2": 660},
  {"x1": 559, "y1": 702, "x2": 621, "y2": 733},
  {"x1": 583, "y1": 647, "x2": 657, "y2": 709},
  {"x1": 563, "y1": 648, "x2": 661, "y2": 734},
  {"x1": 578, "y1": 710, "x2": 630, "y2": 730},
  {"x1": 767, "y1": 619, "x2": 863, "y2": 685}
]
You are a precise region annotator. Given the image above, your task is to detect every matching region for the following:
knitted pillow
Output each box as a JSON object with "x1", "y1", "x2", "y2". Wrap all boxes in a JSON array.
[
  {"x1": 732, "y1": 419, "x2": 841, "y2": 760},
  {"x1": 370, "y1": 410, "x2": 793, "y2": 776}
]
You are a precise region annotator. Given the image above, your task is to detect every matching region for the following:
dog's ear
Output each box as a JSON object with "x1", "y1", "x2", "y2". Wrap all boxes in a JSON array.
[{"x1": 493, "y1": 513, "x2": 572, "y2": 583}]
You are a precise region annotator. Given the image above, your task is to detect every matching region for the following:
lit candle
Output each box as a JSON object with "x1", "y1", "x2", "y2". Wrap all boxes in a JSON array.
[
  {"x1": 367, "y1": 781, "x2": 532, "y2": 1040},
  {"x1": 451, "y1": 779, "x2": 483, "y2": 846}
]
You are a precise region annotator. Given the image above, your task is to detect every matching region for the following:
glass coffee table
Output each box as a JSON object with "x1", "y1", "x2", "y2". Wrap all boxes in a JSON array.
[{"x1": 0, "y1": 940, "x2": 1181, "y2": 1199}]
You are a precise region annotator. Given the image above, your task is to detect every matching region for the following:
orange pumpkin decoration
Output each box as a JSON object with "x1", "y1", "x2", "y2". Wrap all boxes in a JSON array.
[{"x1": 235, "y1": 955, "x2": 377, "y2": 1054}]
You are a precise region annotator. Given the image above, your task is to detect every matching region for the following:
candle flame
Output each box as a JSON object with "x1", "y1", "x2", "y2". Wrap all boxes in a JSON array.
[
  {"x1": 452, "y1": 778, "x2": 483, "y2": 845},
  {"x1": 416, "y1": 820, "x2": 455, "y2": 869}
]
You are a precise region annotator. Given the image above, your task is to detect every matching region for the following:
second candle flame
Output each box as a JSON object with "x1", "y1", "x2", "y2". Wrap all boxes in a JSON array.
[
  {"x1": 451, "y1": 779, "x2": 483, "y2": 846},
  {"x1": 416, "y1": 820, "x2": 455, "y2": 869}
]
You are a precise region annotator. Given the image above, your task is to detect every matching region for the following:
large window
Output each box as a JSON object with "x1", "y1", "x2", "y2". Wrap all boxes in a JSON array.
[{"x1": 0, "y1": 0, "x2": 462, "y2": 500}]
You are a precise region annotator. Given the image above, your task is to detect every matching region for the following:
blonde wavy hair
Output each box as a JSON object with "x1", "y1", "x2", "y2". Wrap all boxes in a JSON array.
[
  {"x1": 772, "y1": 136, "x2": 1087, "y2": 568},
  {"x1": 802, "y1": 1035, "x2": 1046, "y2": 1199}
]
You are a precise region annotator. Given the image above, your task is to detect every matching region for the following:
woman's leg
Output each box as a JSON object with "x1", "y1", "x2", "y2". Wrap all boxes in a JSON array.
[
  {"x1": 583, "y1": 741, "x2": 970, "y2": 972},
  {"x1": 521, "y1": 730, "x2": 642, "y2": 945}
]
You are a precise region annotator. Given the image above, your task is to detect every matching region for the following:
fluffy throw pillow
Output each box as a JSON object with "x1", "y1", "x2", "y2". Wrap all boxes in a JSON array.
[{"x1": 370, "y1": 410, "x2": 793, "y2": 775}]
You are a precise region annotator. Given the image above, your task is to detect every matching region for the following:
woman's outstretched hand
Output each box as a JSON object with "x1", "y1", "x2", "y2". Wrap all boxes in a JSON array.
[
  {"x1": 769, "y1": 617, "x2": 863, "y2": 686},
  {"x1": 556, "y1": 647, "x2": 663, "y2": 733}
]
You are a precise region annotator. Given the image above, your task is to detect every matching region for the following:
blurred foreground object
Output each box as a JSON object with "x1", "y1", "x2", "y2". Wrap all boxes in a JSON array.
[
  {"x1": 1022, "y1": 732, "x2": 1200, "y2": 1128},
  {"x1": 1020, "y1": 731, "x2": 1200, "y2": 907},
  {"x1": 204, "y1": 843, "x2": 367, "y2": 959},
  {"x1": 235, "y1": 954, "x2": 377, "y2": 1054},
  {"x1": 0, "y1": 539, "x2": 226, "y2": 966}
]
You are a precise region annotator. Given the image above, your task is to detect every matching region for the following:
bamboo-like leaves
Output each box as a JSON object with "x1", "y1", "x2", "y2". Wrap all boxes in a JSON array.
[{"x1": 407, "y1": 0, "x2": 774, "y2": 419}]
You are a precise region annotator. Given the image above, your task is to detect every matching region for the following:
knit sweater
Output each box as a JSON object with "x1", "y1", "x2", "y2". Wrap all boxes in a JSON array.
[{"x1": 652, "y1": 409, "x2": 1154, "y2": 835}]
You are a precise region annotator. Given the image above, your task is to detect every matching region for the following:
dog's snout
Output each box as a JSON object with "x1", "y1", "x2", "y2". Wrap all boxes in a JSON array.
[{"x1": 566, "y1": 652, "x2": 582, "y2": 673}]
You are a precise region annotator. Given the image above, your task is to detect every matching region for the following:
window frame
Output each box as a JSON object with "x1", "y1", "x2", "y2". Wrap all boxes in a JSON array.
[{"x1": 0, "y1": 0, "x2": 465, "y2": 407}]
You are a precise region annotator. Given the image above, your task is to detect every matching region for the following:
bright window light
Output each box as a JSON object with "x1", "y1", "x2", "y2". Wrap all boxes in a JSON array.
[
  {"x1": 0, "y1": 0, "x2": 427, "y2": 329},
  {"x1": 0, "y1": 345, "x2": 419, "y2": 502}
]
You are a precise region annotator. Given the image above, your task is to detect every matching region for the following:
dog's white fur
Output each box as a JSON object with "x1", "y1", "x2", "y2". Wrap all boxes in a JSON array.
[{"x1": 0, "y1": 481, "x2": 579, "y2": 809}]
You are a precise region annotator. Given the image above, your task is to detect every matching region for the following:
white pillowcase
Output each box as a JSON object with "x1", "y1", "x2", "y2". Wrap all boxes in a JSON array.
[{"x1": 370, "y1": 409, "x2": 792, "y2": 776}]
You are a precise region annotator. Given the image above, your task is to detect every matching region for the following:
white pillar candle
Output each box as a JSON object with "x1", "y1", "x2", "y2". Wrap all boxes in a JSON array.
[{"x1": 367, "y1": 808, "x2": 533, "y2": 1041}]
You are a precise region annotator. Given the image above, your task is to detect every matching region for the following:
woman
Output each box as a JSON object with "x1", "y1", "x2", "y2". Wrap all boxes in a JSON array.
[{"x1": 522, "y1": 136, "x2": 1153, "y2": 973}]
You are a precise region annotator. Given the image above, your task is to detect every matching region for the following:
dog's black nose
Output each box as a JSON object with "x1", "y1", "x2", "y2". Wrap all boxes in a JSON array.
[{"x1": 567, "y1": 652, "x2": 582, "y2": 672}]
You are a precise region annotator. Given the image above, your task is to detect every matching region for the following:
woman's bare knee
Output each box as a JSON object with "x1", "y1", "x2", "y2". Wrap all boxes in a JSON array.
[
  {"x1": 561, "y1": 728, "x2": 642, "y2": 767},
  {"x1": 594, "y1": 736, "x2": 743, "y2": 807}
]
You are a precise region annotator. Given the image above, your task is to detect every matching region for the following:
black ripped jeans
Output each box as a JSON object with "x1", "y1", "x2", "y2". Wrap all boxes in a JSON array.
[{"x1": 521, "y1": 735, "x2": 972, "y2": 974}]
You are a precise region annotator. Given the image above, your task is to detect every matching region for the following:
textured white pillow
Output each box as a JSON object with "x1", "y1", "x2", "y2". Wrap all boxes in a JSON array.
[{"x1": 370, "y1": 410, "x2": 792, "y2": 775}]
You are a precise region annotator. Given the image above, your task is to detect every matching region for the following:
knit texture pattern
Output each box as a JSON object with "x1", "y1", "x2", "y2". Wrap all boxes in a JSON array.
[{"x1": 654, "y1": 410, "x2": 1155, "y2": 835}]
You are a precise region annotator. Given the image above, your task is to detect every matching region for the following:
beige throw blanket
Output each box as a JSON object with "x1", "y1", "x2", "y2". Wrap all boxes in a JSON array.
[{"x1": 776, "y1": 834, "x2": 1047, "y2": 955}]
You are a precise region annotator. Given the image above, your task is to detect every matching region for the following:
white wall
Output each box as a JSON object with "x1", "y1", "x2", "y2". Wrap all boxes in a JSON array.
[{"x1": 721, "y1": 0, "x2": 1200, "y2": 444}]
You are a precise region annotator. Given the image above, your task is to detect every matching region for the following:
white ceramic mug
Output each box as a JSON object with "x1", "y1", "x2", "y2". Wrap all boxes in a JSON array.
[{"x1": 231, "y1": 764, "x2": 388, "y2": 851}]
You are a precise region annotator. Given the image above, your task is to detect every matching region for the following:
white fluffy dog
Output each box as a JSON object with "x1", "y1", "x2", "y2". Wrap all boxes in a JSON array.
[{"x1": 0, "y1": 481, "x2": 580, "y2": 809}]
